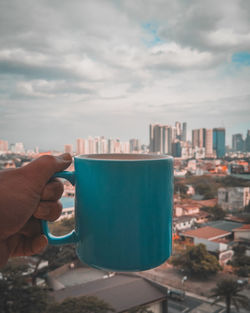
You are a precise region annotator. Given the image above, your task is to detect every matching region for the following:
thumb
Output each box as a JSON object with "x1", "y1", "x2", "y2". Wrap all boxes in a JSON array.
[{"x1": 21, "y1": 153, "x2": 72, "y2": 192}]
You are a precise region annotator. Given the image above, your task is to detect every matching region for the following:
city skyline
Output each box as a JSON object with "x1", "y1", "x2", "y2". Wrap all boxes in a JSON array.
[
  {"x1": 1, "y1": 123, "x2": 250, "y2": 154},
  {"x1": 0, "y1": 1, "x2": 250, "y2": 150}
]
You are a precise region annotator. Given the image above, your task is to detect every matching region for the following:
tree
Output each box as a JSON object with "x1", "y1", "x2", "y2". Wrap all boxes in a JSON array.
[
  {"x1": 231, "y1": 244, "x2": 250, "y2": 277},
  {"x1": 210, "y1": 278, "x2": 249, "y2": 313},
  {"x1": 128, "y1": 306, "x2": 153, "y2": 313},
  {"x1": 0, "y1": 260, "x2": 51, "y2": 313},
  {"x1": 201, "y1": 205, "x2": 225, "y2": 220},
  {"x1": 31, "y1": 244, "x2": 77, "y2": 285},
  {"x1": 172, "y1": 244, "x2": 221, "y2": 278},
  {"x1": 46, "y1": 296, "x2": 114, "y2": 313}
]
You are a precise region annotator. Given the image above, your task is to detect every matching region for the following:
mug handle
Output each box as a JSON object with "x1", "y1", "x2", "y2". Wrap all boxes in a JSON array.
[{"x1": 41, "y1": 171, "x2": 77, "y2": 245}]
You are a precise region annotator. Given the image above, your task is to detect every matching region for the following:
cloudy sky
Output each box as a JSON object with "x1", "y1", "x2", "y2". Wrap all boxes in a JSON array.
[{"x1": 0, "y1": 0, "x2": 250, "y2": 150}]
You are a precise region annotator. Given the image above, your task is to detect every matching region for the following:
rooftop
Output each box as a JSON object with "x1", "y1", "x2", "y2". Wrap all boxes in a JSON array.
[
  {"x1": 204, "y1": 220, "x2": 243, "y2": 232},
  {"x1": 52, "y1": 274, "x2": 167, "y2": 312},
  {"x1": 233, "y1": 224, "x2": 250, "y2": 231},
  {"x1": 181, "y1": 226, "x2": 231, "y2": 240}
]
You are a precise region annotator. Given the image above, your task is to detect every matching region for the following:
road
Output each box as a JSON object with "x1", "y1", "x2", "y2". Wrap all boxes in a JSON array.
[{"x1": 168, "y1": 294, "x2": 224, "y2": 313}]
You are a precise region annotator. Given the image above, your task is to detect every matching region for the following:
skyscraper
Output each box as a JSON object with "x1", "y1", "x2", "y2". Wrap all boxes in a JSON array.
[
  {"x1": 232, "y1": 134, "x2": 244, "y2": 152},
  {"x1": 245, "y1": 130, "x2": 250, "y2": 152},
  {"x1": 0, "y1": 139, "x2": 8, "y2": 152},
  {"x1": 192, "y1": 129, "x2": 199, "y2": 148},
  {"x1": 149, "y1": 124, "x2": 163, "y2": 153},
  {"x1": 199, "y1": 128, "x2": 206, "y2": 148},
  {"x1": 76, "y1": 138, "x2": 88, "y2": 155},
  {"x1": 175, "y1": 121, "x2": 181, "y2": 140},
  {"x1": 162, "y1": 126, "x2": 172, "y2": 154},
  {"x1": 129, "y1": 139, "x2": 140, "y2": 153},
  {"x1": 64, "y1": 144, "x2": 73, "y2": 155},
  {"x1": 213, "y1": 128, "x2": 226, "y2": 158},
  {"x1": 205, "y1": 129, "x2": 213, "y2": 158},
  {"x1": 192, "y1": 128, "x2": 206, "y2": 148},
  {"x1": 181, "y1": 122, "x2": 187, "y2": 141}
]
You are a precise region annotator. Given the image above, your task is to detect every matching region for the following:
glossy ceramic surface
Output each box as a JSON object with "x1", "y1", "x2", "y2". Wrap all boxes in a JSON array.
[{"x1": 42, "y1": 154, "x2": 173, "y2": 271}]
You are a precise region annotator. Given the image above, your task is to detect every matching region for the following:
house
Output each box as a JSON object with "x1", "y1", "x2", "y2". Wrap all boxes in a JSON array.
[
  {"x1": 173, "y1": 216, "x2": 196, "y2": 232},
  {"x1": 47, "y1": 265, "x2": 168, "y2": 313},
  {"x1": 190, "y1": 211, "x2": 210, "y2": 224},
  {"x1": 180, "y1": 226, "x2": 233, "y2": 265},
  {"x1": 174, "y1": 205, "x2": 199, "y2": 217},
  {"x1": 233, "y1": 224, "x2": 250, "y2": 241}
]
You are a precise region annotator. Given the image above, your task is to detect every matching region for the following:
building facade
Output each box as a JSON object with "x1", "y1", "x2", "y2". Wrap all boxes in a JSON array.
[
  {"x1": 218, "y1": 187, "x2": 250, "y2": 211},
  {"x1": 213, "y1": 128, "x2": 225, "y2": 158}
]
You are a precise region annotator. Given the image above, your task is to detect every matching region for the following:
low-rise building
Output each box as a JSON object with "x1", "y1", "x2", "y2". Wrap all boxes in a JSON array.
[
  {"x1": 233, "y1": 224, "x2": 250, "y2": 241},
  {"x1": 47, "y1": 266, "x2": 168, "y2": 313},
  {"x1": 173, "y1": 216, "x2": 196, "y2": 232},
  {"x1": 218, "y1": 187, "x2": 250, "y2": 211},
  {"x1": 180, "y1": 226, "x2": 234, "y2": 265}
]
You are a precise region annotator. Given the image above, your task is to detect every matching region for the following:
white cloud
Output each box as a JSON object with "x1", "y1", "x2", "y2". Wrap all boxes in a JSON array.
[{"x1": 0, "y1": 0, "x2": 249, "y2": 149}]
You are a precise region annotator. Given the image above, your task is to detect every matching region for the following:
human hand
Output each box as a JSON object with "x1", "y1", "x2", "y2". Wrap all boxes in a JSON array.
[{"x1": 0, "y1": 153, "x2": 72, "y2": 268}]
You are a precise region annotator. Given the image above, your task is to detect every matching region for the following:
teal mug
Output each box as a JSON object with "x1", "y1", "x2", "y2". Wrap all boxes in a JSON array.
[{"x1": 42, "y1": 154, "x2": 173, "y2": 272}]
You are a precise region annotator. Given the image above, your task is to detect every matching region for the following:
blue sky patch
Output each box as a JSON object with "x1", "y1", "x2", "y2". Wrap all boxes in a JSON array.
[
  {"x1": 232, "y1": 52, "x2": 250, "y2": 66},
  {"x1": 142, "y1": 22, "x2": 164, "y2": 47}
]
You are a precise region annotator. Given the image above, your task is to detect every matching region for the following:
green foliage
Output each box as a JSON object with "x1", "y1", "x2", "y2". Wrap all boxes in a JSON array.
[
  {"x1": 217, "y1": 176, "x2": 250, "y2": 188},
  {"x1": 201, "y1": 205, "x2": 225, "y2": 220},
  {"x1": 210, "y1": 278, "x2": 249, "y2": 313},
  {"x1": 128, "y1": 305, "x2": 154, "y2": 313},
  {"x1": 46, "y1": 296, "x2": 114, "y2": 313},
  {"x1": 0, "y1": 260, "x2": 51, "y2": 313},
  {"x1": 244, "y1": 202, "x2": 250, "y2": 213},
  {"x1": 231, "y1": 243, "x2": 250, "y2": 277},
  {"x1": 31, "y1": 244, "x2": 77, "y2": 285},
  {"x1": 174, "y1": 182, "x2": 188, "y2": 195},
  {"x1": 172, "y1": 244, "x2": 221, "y2": 278}
]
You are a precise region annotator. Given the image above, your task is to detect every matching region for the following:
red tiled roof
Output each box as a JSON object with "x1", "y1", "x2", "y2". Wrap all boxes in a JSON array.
[
  {"x1": 181, "y1": 226, "x2": 231, "y2": 240},
  {"x1": 233, "y1": 224, "x2": 250, "y2": 231}
]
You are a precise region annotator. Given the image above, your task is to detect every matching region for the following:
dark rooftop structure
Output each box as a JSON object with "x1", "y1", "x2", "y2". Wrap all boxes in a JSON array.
[
  {"x1": 50, "y1": 271, "x2": 168, "y2": 313},
  {"x1": 204, "y1": 220, "x2": 243, "y2": 232}
]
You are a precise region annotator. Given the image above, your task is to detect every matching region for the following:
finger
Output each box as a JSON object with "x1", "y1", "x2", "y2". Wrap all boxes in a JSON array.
[
  {"x1": 41, "y1": 178, "x2": 64, "y2": 201},
  {"x1": 34, "y1": 200, "x2": 63, "y2": 221},
  {"x1": 20, "y1": 153, "x2": 72, "y2": 192},
  {"x1": 19, "y1": 217, "x2": 42, "y2": 237},
  {"x1": 8, "y1": 234, "x2": 48, "y2": 257}
]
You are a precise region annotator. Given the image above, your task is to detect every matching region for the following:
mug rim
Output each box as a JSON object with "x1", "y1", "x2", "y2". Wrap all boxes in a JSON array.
[{"x1": 75, "y1": 153, "x2": 173, "y2": 162}]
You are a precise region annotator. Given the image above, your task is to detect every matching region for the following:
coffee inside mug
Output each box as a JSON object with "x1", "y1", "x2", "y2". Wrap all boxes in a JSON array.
[{"x1": 78, "y1": 153, "x2": 169, "y2": 160}]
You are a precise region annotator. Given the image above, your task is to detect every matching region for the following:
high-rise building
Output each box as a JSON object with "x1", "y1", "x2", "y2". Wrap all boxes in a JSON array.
[
  {"x1": 245, "y1": 130, "x2": 250, "y2": 152},
  {"x1": 205, "y1": 129, "x2": 214, "y2": 158},
  {"x1": 162, "y1": 126, "x2": 172, "y2": 154},
  {"x1": 76, "y1": 138, "x2": 88, "y2": 155},
  {"x1": 181, "y1": 122, "x2": 187, "y2": 141},
  {"x1": 88, "y1": 137, "x2": 95, "y2": 154},
  {"x1": 232, "y1": 134, "x2": 244, "y2": 152},
  {"x1": 172, "y1": 140, "x2": 181, "y2": 157},
  {"x1": 100, "y1": 137, "x2": 108, "y2": 154},
  {"x1": 15, "y1": 142, "x2": 25, "y2": 154},
  {"x1": 149, "y1": 124, "x2": 173, "y2": 154},
  {"x1": 129, "y1": 139, "x2": 140, "y2": 153},
  {"x1": 175, "y1": 121, "x2": 181, "y2": 140},
  {"x1": 192, "y1": 128, "x2": 206, "y2": 148},
  {"x1": 0, "y1": 139, "x2": 8, "y2": 152},
  {"x1": 192, "y1": 129, "x2": 199, "y2": 148},
  {"x1": 213, "y1": 128, "x2": 226, "y2": 158},
  {"x1": 64, "y1": 144, "x2": 73, "y2": 155},
  {"x1": 149, "y1": 124, "x2": 163, "y2": 153},
  {"x1": 199, "y1": 128, "x2": 206, "y2": 148}
]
